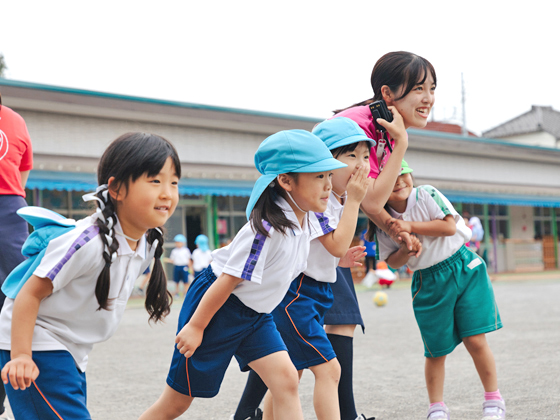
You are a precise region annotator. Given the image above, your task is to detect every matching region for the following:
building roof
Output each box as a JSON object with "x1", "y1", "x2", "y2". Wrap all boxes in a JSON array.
[
  {"x1": 419, "y1": 121, "x2": 477, "y2": 137},
  {"x1": 482, "y1": 105, "x2": 560, "y2": 139}
]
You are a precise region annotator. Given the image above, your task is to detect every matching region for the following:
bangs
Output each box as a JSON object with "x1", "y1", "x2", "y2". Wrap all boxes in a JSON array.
[{"x1": 396, "y1": 56, "x2": 437, "y2": 101}]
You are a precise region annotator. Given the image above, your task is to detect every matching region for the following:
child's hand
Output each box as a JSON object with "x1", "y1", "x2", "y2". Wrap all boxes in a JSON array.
[
  {"x1": 1, "y1": 354, "x2": 39, "y2": 390},
  {"x1": 386, "y1": 218, "x2": 412, "y2": 236},
  {"x1": 375, "y1": 106, "x2": 408, "y2": 147},
  {"x1": 175, "y1": 323, "x2": 204, "y2": 359},
  {"x1": 397, "y1": 232, "x2": 423, "y2": 257},
  {"x1": 345, "y1": 165, "x2": 369, "y2": 204},
  {"x1": 339, "y1": 246, "x2": 366, "y2": 268}
]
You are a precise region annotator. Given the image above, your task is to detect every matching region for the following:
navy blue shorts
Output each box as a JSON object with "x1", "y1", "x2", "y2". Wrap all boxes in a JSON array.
[
  {"x1": 324, "y1": 267, "x2": 364, "y2": 331},
  {"x1": 0, "y1": 350, "x2": 89, "y2": 420},
  {"x1": 272, "y1": 273, "x2": 336, "y2": 370},
  {"x1": 173, "y1": 265, "x2": 189, "y2": 283},
  {"x1": 166, "y1": 267, "x2": 287, "y2": 398}
]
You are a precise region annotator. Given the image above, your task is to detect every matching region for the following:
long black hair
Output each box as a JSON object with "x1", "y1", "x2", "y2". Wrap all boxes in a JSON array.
[
  {"x1": 94, "y1": 132, "x2": 181, "y2": 323},
  {"x1": 334, "y1": 51, "x2": 437, "y2": 114},
  {"x1": 249, "y1": 174, "x2": 299, "y2": 238}
]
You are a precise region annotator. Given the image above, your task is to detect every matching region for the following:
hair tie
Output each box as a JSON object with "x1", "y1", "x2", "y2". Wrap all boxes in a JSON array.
[
  {"x1": 105, "y1": 234, "x2": 113, "y2": 247},
  {"x1": 106, "y1": 216, "x2": 114, "y2": 230},
  {"x1": 82, "y1": 184, "x2": 109, "y2": 210},
  {"x1": 155, "y1": 227, "x2": 163, "y2": 235}
]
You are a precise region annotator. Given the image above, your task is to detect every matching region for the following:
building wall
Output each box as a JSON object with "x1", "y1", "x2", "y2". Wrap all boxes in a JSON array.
[
  {"x1": 509, "y1": 206, "x2": 535, "y2": 240},
  {"x1": 501, "y1": 131, "x2": 556, "y2": 148}
]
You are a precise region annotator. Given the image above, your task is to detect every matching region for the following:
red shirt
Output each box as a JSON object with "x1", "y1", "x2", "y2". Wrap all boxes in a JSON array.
[{"x1": 0, "y1": 105, "x2": 33, "y2": 197}]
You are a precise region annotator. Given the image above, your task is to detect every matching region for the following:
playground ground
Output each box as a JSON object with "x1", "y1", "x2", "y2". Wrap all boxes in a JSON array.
[{"x1": 5, "y1": 271, "x2": 560, "y2": 419}]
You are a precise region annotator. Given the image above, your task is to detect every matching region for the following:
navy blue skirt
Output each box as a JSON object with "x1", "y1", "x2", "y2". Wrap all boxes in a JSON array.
[
  {"x1": 0, "y1": 195, "x2": 28, "y2": 308},
  {"x1": 324, "y1": 267, "x2": 364, "y2": 331}
]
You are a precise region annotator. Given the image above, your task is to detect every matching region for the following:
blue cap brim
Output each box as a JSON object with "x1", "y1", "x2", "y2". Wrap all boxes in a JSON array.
[{"x1": 327, "y1": 133, "x2": 375, "y2": 151}]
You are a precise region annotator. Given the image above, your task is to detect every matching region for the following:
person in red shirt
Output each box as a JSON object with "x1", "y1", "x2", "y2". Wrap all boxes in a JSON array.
[{"x1": 0, "y1": 90, "x2": 33, "y2": 419}]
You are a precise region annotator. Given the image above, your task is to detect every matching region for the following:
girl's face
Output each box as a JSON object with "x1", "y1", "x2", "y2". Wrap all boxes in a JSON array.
[
  {"x1": 387, "y1": 173, "x2": 413, "y2": 212},
  {"x1": 332, "y1": 142, "x2": 370, "y2": 196},
  {"x1": 281, "y1": 171, "x2": 333, "y2": 218},
  {"x1": 112, "y1": 157, "x2": 179, "y2": 238},
  {"x1": 385, "y1": 72, "x2": 436, "y2": 129}
]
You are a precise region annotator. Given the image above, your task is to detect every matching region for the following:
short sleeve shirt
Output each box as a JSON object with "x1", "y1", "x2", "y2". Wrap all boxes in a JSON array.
[
  {"x1": 376, "y1": 186, "x2": 472, "y2": 271},
  {"x1": 332, "y1": 106, "x2": 397, "y2": 179},
  {"x1": 210, "y1": 197, "x2": 310, "y2": 313},
  {"x1": 305, "y1": 193, "x2": 344, "y2": 283},
  {"x1": 191, "y1": 248, "x2": 213, "y2": 272},
  {"x1": 0, "y1": 106, "x2": 33, "y2": 196},
  {"x1": 170, "y1": 247, "x2": 191, "y2": 266},
  {"x1": 0, "y1": 215, "x2": 155, "y2": 371}
]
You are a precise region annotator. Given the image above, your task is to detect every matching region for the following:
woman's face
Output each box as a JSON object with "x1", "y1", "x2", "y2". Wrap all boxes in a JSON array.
[{"x1": 386, "y1": 72, "x2": 436, "y2": 129}]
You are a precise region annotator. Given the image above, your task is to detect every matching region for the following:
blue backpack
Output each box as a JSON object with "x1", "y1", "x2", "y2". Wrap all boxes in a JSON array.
[{"x1": 2, "y1": 207, "x2": 77, "y2": 299}]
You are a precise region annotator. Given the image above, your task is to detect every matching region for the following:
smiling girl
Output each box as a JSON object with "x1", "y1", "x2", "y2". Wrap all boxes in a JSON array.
[{"x1": 0, "y1": 132, "x2": 179, "y2": 420}]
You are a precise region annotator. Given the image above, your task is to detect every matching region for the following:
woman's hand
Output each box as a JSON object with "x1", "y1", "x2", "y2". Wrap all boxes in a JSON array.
[
  {"x1": 375, "y1": 106, "x2": 408, "y2": 146},
  {"x1": 1, "y1": 354, "x2": 39, "y2": 390},
  {"x1": 345, "y1": 165, "x2": 369, "y2": 204},
  {"x1": 339, "y1": 246, "x2": 366, "y2": 268},
  {"x1": 175, "y1": 323, "x2": 204, "y2": 359}
]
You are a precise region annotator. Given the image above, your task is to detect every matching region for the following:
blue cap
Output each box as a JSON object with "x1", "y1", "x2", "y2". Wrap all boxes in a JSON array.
[
  {"x1": 173, "y1": 234, "x2": 186, "y2": 243},
  {"x1": 246, "y1": 129, "x2": 347, "y2": 220},
  {"x1": 312, "y1": 117, "x2": 375, "y2": 151},
  {"x1": 195, "y1": 234, "x2": 209, "y2": 252}
]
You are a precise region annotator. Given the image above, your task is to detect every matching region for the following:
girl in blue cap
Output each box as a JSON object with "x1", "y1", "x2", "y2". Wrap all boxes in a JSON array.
[{"x1": 140, "y1": 129, "x2": 347, "y2": 420}]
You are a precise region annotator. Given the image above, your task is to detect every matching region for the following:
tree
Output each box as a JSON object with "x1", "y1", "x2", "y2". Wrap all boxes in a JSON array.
[{"x1": 0, "y1": 53, "x2": 6, "y2": 77}]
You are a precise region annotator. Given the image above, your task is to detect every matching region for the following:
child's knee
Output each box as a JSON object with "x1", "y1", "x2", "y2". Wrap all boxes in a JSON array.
[
  {"x1": 311, "y1": 358, "x2": 341, "y2": 383},
  {"x1": 463, "y1": 334, "x2": 488, "y2": 352}
]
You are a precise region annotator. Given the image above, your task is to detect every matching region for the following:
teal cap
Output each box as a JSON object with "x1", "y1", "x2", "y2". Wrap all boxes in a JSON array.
[
  {"x1": 312, "y1": 117, "x2": 375, "y2": 150},
  {"x1": 173, "y1": 234, "x2": 186, "y2": 243},
  {"x1": 246, "y1": 129, "x2": 347, "y2": 220}
]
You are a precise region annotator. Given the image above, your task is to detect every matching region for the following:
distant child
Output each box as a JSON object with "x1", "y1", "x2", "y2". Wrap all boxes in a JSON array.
[
  {"x1": 0, "y1": 132, "x2": 180, "y2": 420},
  {"x1": 191, "y1": 234, "x2": 213, "y2": 277},
  {"x1": 377, "y1": 160, "x2": 505, "y2": 420},
  {"x1": 168, "y1": 234, "x2": 191, "y2": 296},
  {"x1": 139, "y1": 129, "x2": 347, "y2": 420}
]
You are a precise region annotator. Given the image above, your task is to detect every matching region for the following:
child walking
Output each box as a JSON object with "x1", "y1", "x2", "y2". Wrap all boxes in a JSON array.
[
  {"x1": 376, "y1": 161, "x2": 505, "y2": 420},
  {"x1": 0, "y1": 132, "x2": 180, "y2": 420},
  {"x1": 168, "y1": 234, "x2": 192, "y2": 296},
  {"x1": 191, "y1": 234, "x2": 213, "y2": 277},
  {"x1": 139, "y1": 129, "x2": 347, "y2": 420}
]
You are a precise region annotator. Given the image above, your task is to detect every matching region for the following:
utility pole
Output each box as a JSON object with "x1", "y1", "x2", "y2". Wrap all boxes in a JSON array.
[{"x1": 461, "y1": 72, "x2": 467, "y2": 136}]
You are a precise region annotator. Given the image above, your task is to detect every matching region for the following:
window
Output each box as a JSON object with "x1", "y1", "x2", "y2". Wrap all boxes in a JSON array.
[
  {"x1": 216, "y1": 196, "x2": 249, "y2": 246},
  {"x1": 462, "y1": 203, "x2": 509, "y2": 240},
  {"x1": 534, "y1": 207, "x2": 553, "y2": 240}
]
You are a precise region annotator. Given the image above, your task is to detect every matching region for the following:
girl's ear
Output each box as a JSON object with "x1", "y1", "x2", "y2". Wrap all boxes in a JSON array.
[
  {"x1": 277, "y1": 174, "x2": 294, "y2": 192},
  {"x1": 107, "y1": 176, "x2": 121, "y2": 201},
  {"x1": 381, "y1": 85, "x2": 394, "y2": 104}
]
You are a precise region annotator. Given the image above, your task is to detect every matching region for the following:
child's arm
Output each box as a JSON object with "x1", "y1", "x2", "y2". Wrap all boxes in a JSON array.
[
  {"x1": 175, "y1": 273, "x2": 243, "y2": 358},
  {"x1": 318, "y1": 165, "x2": 369, "y2": 258},
  {"x1": 338, "y1": 245, "x2": 366, "y2": 268},
  {"x1": 387, "y1": 215, "x2": 457, "y2": 238},
  {"x1": 1, "y1": 275, "x2": 53, "y2": 390},
  {"x1": 386, "y1": 234, "x2": 422, "y2": 270}
]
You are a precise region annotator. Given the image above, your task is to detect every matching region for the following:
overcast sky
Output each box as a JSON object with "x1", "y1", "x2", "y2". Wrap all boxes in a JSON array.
[{"x1": 1, "y1": 1, "x2": 559, "y2": 135}]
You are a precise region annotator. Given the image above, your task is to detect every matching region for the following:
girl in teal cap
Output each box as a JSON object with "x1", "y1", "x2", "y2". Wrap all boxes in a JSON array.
[{"x1": 140, "y1": 129, "x2": 346, "y2": 420}]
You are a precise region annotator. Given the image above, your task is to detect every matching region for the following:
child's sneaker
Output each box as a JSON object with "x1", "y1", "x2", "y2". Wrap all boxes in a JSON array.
[
  {"x1": 356, "y1": 414, "x2": 375, "y2": 420},
  {"x1": 482, "y1": 399, "x2": 506, "y2": 419},
  {"x1": 228, "y1": 408, "x2": 263, "y2": 420},
  {"x1": 427, "y1": 403, "x2": 450, "y2": 420}
]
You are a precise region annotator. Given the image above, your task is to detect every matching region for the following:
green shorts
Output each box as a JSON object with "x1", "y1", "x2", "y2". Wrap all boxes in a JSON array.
[{"x1": 411, "y1": 245, "x2": 502, "y2": 358}]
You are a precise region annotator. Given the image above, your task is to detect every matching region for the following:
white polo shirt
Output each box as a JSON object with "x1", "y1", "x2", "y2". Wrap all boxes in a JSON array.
[
  {"x1": 210, "y1": 197, "x2": 310, "y2": 313},
  {"x1": 0, "y1": 214, "x2": 155, "y2": 372},
  {"x1": 191, "y1": 248, "x2": 213, "y2": 272},
  {"x1": 377, "y1": 186, "x2": 472, "y2": 271},
  {"x1": 305, "y1": 193, "x2": 344, "y2": 283},
  {"x1": 170, "y1": 246, "x2": 191, "y2": 266}
]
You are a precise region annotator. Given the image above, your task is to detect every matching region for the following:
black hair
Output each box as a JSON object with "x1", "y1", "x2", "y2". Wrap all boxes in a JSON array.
[
  {"x1": 249, "y1": 173, "x2": 299, "y2": 237},
  {"x1": 333, "y1": 51, "x2": 437, "y2": 114},
  {"x1": 330, "y1": 140, "x2": 372, "y2": 159},
  {"x1": 94, "y1": 132, "x2": 181, "y2": 323}
]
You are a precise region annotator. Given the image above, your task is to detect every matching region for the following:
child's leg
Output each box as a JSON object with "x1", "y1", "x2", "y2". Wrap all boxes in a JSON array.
[
  {"x1": 233, "y1": 370, "x2": 268, "y2": 420},
  {"x1": 325, "y1": 325, "x2": 359, "y2": 420},
  {"x1": 309, "y1": 358, "x2": 342, "y2": 420},
  {"x1": 139, "y1": 385, "x2": 194, "y2": 420},
  {"x1": 425, "y1": 355, "x2": 446, "y2": 403},
  {"x1": 462, "y1": 334, "x2": 498, "y2": 392},
  {"x1": 250, "y1": 351, "x2": 303, "y2": 420}
]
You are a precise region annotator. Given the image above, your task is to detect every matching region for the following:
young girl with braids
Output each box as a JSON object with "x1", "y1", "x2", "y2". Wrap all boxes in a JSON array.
[{"x1": 0, "y1": 132, "x2": 179, "y2": 420}]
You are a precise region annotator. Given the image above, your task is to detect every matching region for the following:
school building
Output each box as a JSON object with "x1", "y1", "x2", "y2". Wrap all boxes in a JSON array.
[{"x1": 1, "y1": 78, "x2": 560, "y2": 273}]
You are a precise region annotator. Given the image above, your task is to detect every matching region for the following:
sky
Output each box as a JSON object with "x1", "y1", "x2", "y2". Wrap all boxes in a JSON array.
[{"x1": 1, "y1": 1, "x2": 559, "y2": 136}]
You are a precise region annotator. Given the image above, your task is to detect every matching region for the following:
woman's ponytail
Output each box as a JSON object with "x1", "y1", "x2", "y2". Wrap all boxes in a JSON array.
[{"x1": 145, "y1": 227, "x2": 172, "y2": 323}]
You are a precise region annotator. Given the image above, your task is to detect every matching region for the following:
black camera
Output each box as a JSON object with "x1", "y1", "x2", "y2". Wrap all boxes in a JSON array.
[{"x1": 369, "y1": 100, "x2": 393, "y2": 132}]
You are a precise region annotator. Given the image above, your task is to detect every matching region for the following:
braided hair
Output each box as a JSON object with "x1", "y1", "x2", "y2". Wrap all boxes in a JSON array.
[{"x1": 94, "y1": 132, "x2": 181, "y2": 322}]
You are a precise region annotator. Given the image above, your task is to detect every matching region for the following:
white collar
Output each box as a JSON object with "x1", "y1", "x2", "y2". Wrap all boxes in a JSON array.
[{"x1": 387, "y1": 188, "x2": 418, "y2": 218}]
